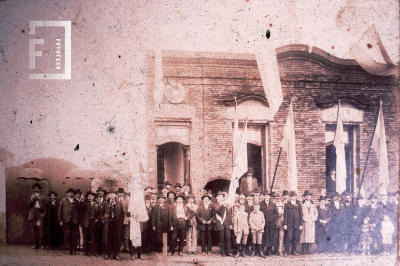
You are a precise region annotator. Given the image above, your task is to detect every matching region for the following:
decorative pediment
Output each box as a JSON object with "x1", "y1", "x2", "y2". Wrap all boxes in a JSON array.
[
  {"x1": 223, "y1": 94, "x2": 269, "y2": 107},
  {"x1": 315, "y1": 96, "x2": 378, "y2": 111}
]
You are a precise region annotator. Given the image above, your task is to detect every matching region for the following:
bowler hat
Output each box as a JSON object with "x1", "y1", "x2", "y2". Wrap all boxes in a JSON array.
[
  {"x1": 263, "y1": 190, "x2": 271, "y2": 196},
  {"x1": 318, "y1": 196, "x2": 326, "y2": 201},
  {"x1": 48, "y1": 191, "x2": 57, "y2": 197},
  {"x1": 85, "y1": 191, "x2": 94, "y2": 197},
  {"x1": 289, "y1": 191, "x2": 297, "y2": 197},
  {"x1": 66, "y1": 188, "x2": 75, "y2": 193},
  {"x1": 239, "y1": 194, "x2": 246, "y2": 199},
  {"x1": 174, "y1": 183, "x2": 182, "y2": 188},
  {"x1": 201, "y1": 193, "x2": 211, "y2": 200},
  {"x1": 282, "y1": 190, "x2": 289, "y2": 196},
  {"x1": 32, "y1": 183, "x2": 42, "y2": 190},
  {"x1": 253, "y1": 188, "x2": 261, "y2": 194},
  {"x1": 272, "y1": 192, "x2": 280, "y2": 198},
  {"x1": 187, "y1": 194, "x2": 195, "y2": 199},
  {"x1": 176, "y1": 194, "x2": 185, "y2": 200},
  {"x1": 164, "y1": 181, "x2": 171, "y2": 186},
  {"x1": 303, "y1": 190, "x2": 312, "y2": 196},
  {"x1": 95, "y1": 193, "x2": 103, "y2": 198},
  {"x1": 144, "y1": 194, "x2": 152, "y2": 201},
  {"x1": 74, "y1": 189, "x2": 82, "y2": 195},
  {"x1": 117, "y1": 188, "x2": 125, "y2": 194},
  {"x1": 96, "y1": 187, "x2": 104, "y2": 193}
]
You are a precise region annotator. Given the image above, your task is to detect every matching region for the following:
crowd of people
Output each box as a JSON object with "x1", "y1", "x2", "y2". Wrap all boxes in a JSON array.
[{"x1": 27, "y1": 179, "x2": 398, "y2": 261}]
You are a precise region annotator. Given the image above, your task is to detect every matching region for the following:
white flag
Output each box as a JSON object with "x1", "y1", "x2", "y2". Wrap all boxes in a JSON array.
[
  {"x1": 349, "y1": 24, "x2": 397, "y2": 76},
  {"x1": 333, "y1": 102, "x2": 347, "y2": 194},
  {"x1": 280, "y1": 101, "x2": 297, "y2": 191},
  {"x1": 227, "y1": 119, "x2": 248, "y2": 206},
  {"x1": 371, "y1": 102, "x2": 389, "y2": 194}
]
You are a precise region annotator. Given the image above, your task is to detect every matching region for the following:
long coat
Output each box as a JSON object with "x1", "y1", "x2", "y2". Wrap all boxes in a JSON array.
[
  {"x1": 284, "y1": 201, "x2": 303, "y2": 229},
  {"x1": 300, "y1": 201, "x2": 318, "y2": 243},
  {"x1": 151, "y1": 203, "x2": 169, "y2": 241},
  {"x1": 102, "y1": 200, "x2": 124, "y2": 244},
  {"x1": 239, "y1": 177, "x2": 259, "y2": 194},
  {"x1": 261, "y1": 201, "x2": 279, "y2": 247},
  {"x1": 196, "y1": 203, "x2": 215, "y2": 231},
  {"x1": 212, "y1": 203, "x2": 232, "y2": 231}
]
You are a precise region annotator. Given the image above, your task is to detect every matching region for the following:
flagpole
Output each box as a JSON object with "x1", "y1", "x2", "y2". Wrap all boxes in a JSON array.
[
  {"x1": 270, "y1": 147, "x2": 282, "y2": 192},
  {"x1": 357, "y1": 101, "x2": 382, "y2": 198}
]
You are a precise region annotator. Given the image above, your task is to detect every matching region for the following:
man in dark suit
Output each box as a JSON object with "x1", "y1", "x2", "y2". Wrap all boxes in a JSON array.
[
  {"x1": 283, "y1": 191, "x2": 303, "y2": 256},
  {"x1": 197, "y1": 194, "x2": 215, "y2": 255},
  {"x1": 80, "y1": 191, "x2": 98, "y2": 256},
  {"x1": 261, "y1": 190, "x2": 279, "y2": 256},
  {"x1": 44, "y1": 191, "x2": 61, "y2": 250},
  {"x1": 103, "y1": 188, "x2": 124, "y2": 261},
  {"x1": 239, "y1": 169, "x2": 259, "y2": 195},
  {"x1": 28, "y1": 183, "x2": 46, "y2": 249},
  {"x1": 328, "y1": 192, "x2": 344, "y2": 253},
  {"x1": 212, "y1": 192, "x2": 233, "y2": 257},
  {"x1": 58, "y1": 188, "x2": 80, "y2": 255},
  {"x1": 168, "y1": 194, "x2": 195, "y2": 256},
  {"x1": 151, "y1": 193, "x2": 169, "y2": 253}
]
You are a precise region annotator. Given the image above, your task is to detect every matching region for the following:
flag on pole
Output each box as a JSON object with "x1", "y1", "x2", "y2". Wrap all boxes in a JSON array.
[
  {"x1": 333, "y1": 101, "x2": 347, "y2": 194},
  {"x1": 280, "y1": 101, "x2": 297, "y2": 191},
  {"x1": 349, "y1": 24, "x2": 397, "y2": 76},
  {"x1": 370, "y1": 102, "x2": 389, "y2": 194},
  {"x1": 227, "y1": 110, "x2": 248, "y2": 207}
]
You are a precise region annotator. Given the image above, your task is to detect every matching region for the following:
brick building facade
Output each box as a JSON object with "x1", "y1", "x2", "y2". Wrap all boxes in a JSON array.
[{"x1": 144, "y1": 45, "x2": 399, "y2": 201}]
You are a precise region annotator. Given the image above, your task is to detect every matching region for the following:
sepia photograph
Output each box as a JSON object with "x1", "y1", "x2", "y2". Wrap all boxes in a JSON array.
[{"x1": 0, "y1": 0, "x2": 398, "y2": 265}]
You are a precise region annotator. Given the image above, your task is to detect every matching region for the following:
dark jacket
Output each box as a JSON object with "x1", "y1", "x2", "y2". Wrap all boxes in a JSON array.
[
  {"x1": 261, "y1": 201, "x2": 279, "y2": 225},
  {"x1": 28, "y1": 194, "x2": 46, "y2": 220},
  {"x1": 151, "y1": 203, "x2": 169, "y2": 241},
  {"x1": 44, "y1": 200, "x2": 59, "y2": 225},
  {"x1": 58, "y1": 198, "x2": 80, "y2": 224},
  {"x1": 283, "y1": 201, "x2": 303, "y2": 229},
  {"x1": 328, "y1": 201, "x2": 345, "y2": 234},
  {"x1": 80, "y1": 201, "x2": 103, "y2": 228},
  {"x1": 196, "y1": 203, "x2": 215, "y2": 231},
  {"x1": 102, "y1": 200, "x2": 124, "y2": 244}
]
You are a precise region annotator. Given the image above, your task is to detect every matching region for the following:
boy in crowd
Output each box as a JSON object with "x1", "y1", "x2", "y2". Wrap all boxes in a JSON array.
[
  {"x1": 249, "y1": 203, "x2": 265, "y2": 257},
  {"x1": 233, "y1": 203, "x2": 249, "y2": 258}
]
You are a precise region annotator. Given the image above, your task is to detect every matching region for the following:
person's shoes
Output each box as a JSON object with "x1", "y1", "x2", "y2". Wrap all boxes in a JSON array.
[
  {"x1": 94, "y1": 252, "x2": 99, "y2": 257},
  {"x1": 31, "y1": 244, "x2": 38, "y2": 249},
  {"x1": 115, "y1": 256, "x2": 120, "y2": 261},
  {"x1": 242, "y1": 252, "x2": 249, "y2": 258},
  {"x1": 278, "y1": 252, "x2": 283, "y2": 256},
  {"x1": 234, "y1": 252, "x2": 240, "y2": 258},
  {"x1": 178, "y1": 251, "x2": 183, "y2": 256},
  {"x1": 130, "y1": 255, "x2": 135, "y2": 261},
  {"x1": 202, "y1": 252, "x2": 206, "y2": 256},
  {"x1": 283, "y1": 252, "x2": 287, "y2": 257},
  {"x1": 192, "y1": 251, "x2": 197, "y2": 255},
  {"x1": 187, "y1": 251, "x2": 191, "y2": 255},
  {"x1": 104, "y1": 255, "x2": 109, "y2": 260},
  {"x1": 227, "y1": 252, "x2": 233, "y2": 257},
  {"x1": 250, "y1": 251, "x2": 255, "y2": 257},
  {"x1": 292, "y1": 252, "x2": 299, "y2": 256},
  {"x1": 138, "y1": 255, "x2": 144, "y2": 260},
  {"x1": 260, "y1": 251, "x2": 266, "y2": 258},
  {"x1": 167, "y1": 252, "x2": 173, "y2": 256}
]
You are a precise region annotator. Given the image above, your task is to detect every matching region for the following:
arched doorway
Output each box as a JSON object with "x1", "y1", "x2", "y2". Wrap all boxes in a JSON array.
[
  {"x1": 203, "y1": 178, "x2": 230, "y2": 195},
  {"x1": 157, "y1": 142, "x2": 190, "y2": 191}
]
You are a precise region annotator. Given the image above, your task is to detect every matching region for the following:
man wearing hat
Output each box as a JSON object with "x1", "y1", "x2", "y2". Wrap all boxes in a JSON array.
[
  {"x1": 174, "y1": 183, "x2": 182, "y2": 194},
  {"x1": 121, "y1": 191, "x2": 131, "y2": 254},
  {"x1": 74, "y1": 189, "x2": 84, "y2": 250},
  {"x1": 103, "y1": 187, "x2": 124, "y2": 261},
  {"x1": 283, "y1": 191, "x2": 303, "y2": 256},
  {"x1": 164, "y1": 181, "x2": 172, "y2": 191},
  {"x1": 352, "y1": 195, "x2": 367, "y2": 253},
  {"x1": 58, "y1": 188, "x2": 80, "y2": 255},
  {"x1": 141, "y1": 194, "x2": 153, "y2": 254},
  {"x1": 168, "y1": 194, "x2": 195, "y2": 256},
  {"x1": 80, "y1": 191, "x2": 97, "y2": 256},
  {"x1": 152, "y1": 192, "x2": 169, "y2": 253},
  {"x1": 28, "y1": 183, "x2": 46, "y2": 249},
  {"x1": 239, "y1": 168, "x2": 259, "y2": 195},
  {"x1": 342, "y1": 193, "x2": 357, "y2": 253},
  {"x1": 300, "y1": 190, "x2": 318, "y2": 255},
  {"x1": 316, "y1": 196, "x2": 331, "y2": 253},
  {"x1": 94, "y1": 193, "x2": 106, "y2": 255},
  {"x1": 261, "y1": 190, "x2": 279, "y2": 256},
  {"x1": 197, "y1": 193, "x2": 215, "y2": 255},
  {"x1": 328, "y1": 192, "x2": 344, "y2": 253},
  {"x1": 144, "y1": 186, "x2": 155, "y2": 196},
  {"x1": 182, "y1": 182, "x2": 191, "y2": 203},
  {"x1": 44, "y1": 191, "x2": 61, "y2": 250},
  {"x1": 212, "y1": 191, "x2": 233, "y2": 257}
]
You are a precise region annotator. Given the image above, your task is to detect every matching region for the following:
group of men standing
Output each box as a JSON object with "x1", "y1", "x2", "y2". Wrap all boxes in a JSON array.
[
  {"x1": 28, "y1": 178, "x2": 398, "y2": 260},
  {"x1": 28, "y1": 183, "x2": 142, "y2": 261}
]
